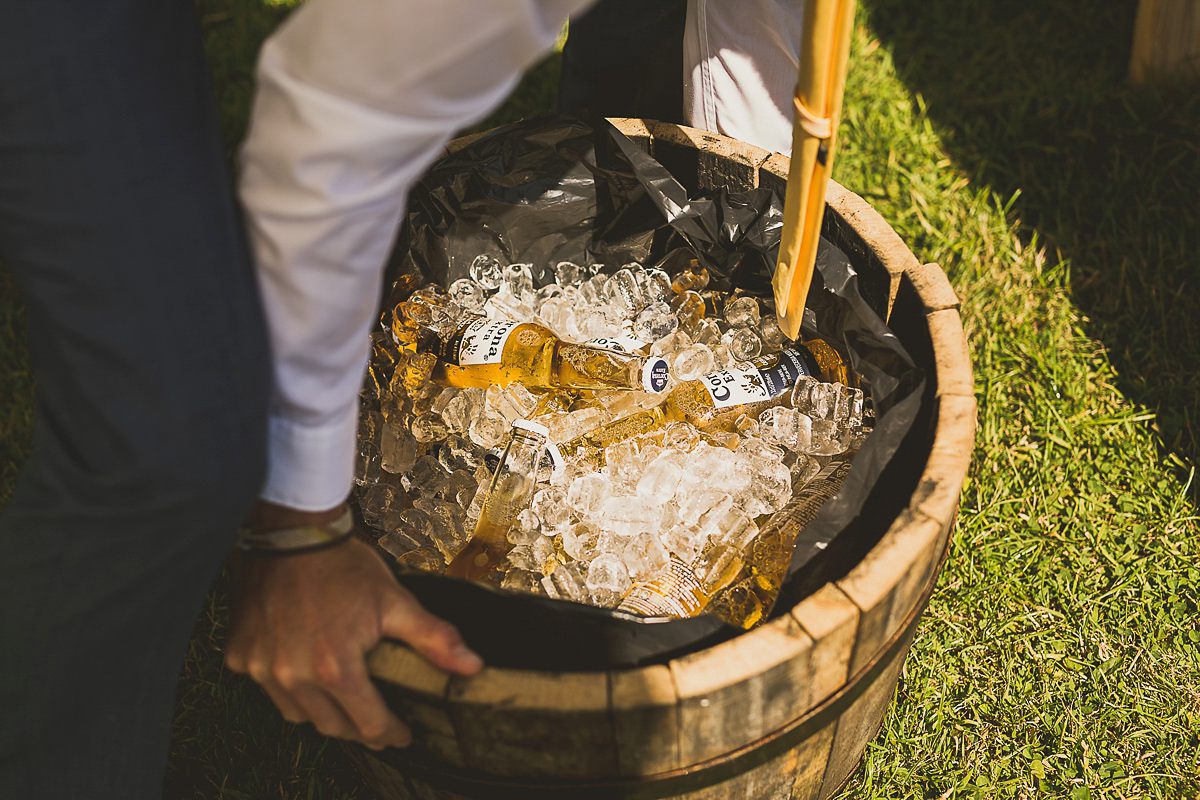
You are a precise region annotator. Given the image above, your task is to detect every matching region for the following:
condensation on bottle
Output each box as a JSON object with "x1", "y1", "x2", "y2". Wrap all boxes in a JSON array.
[
  {"x1": 557, "y1": 340, "x2": 850, "y2": 463},
  {"x1": 445, "y1": 419, "x2": 549, "y2": 581},
  {"x1": 425, "y1": 317, "x2": 670, "y2": 394}
]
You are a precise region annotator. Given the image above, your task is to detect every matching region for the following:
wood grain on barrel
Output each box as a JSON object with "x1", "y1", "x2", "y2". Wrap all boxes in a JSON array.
[
  {"x1": 836, "y1": 510, "x2": 943, "y2": 676},
  {"x1": 644, "y1": 120, "x2": 771, "y2": 193},
  {"x1": 446, "y1": 668, "x2": 617, "y2": 778},
  {"x1": 669, "y1": 615, "x2": 815, "y2": 764},
  {"x1": 817, "y1": 625, "x2": 916, "y2": 800},
  {"x1": 367, "y1": 643, "x2": 463, "y2": 767},
  {"x1": 915, "y1": 393, "x2": 976, "y2": 552},
  {"x1": 609, "y1": 664, "x2": 680, "y2": 775},
  {"x1": 790, "y1": 584, "x2": 861, "y2": 703}
]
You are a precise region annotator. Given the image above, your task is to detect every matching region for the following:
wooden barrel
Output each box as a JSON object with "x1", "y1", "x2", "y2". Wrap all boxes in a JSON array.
[{"x1": 347, "y1": 119, "x2": 976, "y2": 800}]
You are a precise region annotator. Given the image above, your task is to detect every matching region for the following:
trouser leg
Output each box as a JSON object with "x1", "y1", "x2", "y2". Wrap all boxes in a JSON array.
[
  {"x1": 683, "y1": 0, "x2": 806, "y2": 154},
  {"x1": 0, "y1": 2, "x2": 270, "y2": 797},
  {"x1": 558, "y1": 0, "x2": 688, "y2": 124}
]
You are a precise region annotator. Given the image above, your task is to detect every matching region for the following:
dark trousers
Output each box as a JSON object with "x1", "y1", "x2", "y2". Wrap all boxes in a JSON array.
[
  {"x1": 0, "y1": 2, "x2": 271, "y2": 797},
  {"x1": 558, "y1": 0, "x2": 688, "y2": 125}
]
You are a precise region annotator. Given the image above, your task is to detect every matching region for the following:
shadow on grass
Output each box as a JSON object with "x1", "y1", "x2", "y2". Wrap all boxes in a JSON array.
[{"x1": 863, "y1": 0, "x2": 1200, "y2": 492}]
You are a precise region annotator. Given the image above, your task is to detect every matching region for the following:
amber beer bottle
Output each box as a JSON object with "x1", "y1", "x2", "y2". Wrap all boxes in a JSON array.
[
  {"x1": 427, "y1": 318, "x2": 670, "y2": 393},
  {"x1": 618, "y1": 451, "x2": 856, "y2": 628},
  {"x1": 445, "y1": 420, "x2": 549, "y2": 581},
  {"x1": 558, "y1": 338, "x2": 852, "y2": 460}
]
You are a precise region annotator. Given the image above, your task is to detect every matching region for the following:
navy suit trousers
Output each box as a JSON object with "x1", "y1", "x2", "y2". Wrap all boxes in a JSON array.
[{"x1": 0, "y1": 2, "x2": 271, "y2": 797}]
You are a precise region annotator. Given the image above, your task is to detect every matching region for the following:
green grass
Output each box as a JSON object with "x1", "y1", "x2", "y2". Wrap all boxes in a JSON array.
[{"x1": 1, "y1": 0, "x2": 1197, "y2": 798}]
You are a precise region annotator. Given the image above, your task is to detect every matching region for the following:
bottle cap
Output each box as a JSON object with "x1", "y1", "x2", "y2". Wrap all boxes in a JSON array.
[
  {"x1": 641, "y1": 357, "x2": 671, "y2": 393},
  {"x1": 511, "y1": 418, "x2": 550, "y2": 437}
]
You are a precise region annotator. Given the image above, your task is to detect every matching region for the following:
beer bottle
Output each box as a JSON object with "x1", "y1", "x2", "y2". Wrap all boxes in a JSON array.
[
  {"x1": 445, "y1": 420, "x2": 549, "y2": 581},
  {"x1": 557, "y1": 339, "x2": 852, "y2": 462},
  {"x1": 427, "y1": 318, "x2": 670, "y2": 394},
  {"x1": 618, "y1": 451, "x2": 855, "y2": 628}
]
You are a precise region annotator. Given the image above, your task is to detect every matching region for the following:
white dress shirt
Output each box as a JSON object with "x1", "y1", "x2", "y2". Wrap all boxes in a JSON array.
[{"x1": 239, "y1": 0, "x2": 804, "y2": 511}]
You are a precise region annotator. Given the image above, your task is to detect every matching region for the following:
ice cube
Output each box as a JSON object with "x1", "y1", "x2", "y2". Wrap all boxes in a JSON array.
[
  {"x1": 650, "y1": 330, "x2": 692, "y2": 359},
  {"x1": 357, "y1": 483, "x2": 397, "y2": 530},
  {"x1": 745, "y1": 460, "x2": 793, "y2": 514},
  {"x1": 505, "y1": 545, "x2": 540, "y2": 573},
  {"x1": 410, "y1": 411, "x2": 450, "y2": 443},
  {"x1": 507, "y1": 508, "x2": 542, "y2": 545},
  {"x1": 414, "y1": 497, "x2": 467, "y2": 563},
  {"x1": 586, "y1": 553, "x2": 632, "y2": 595},
  {"x1": 355, "y1": 439, "x2": 382, "y2": 487},
  {"x1": 676, "y1": 488, "x2": 733, "y2": 527},
  {"x1": 448, "y1": 278, "x2": 486, "y2": 314},
  {"x1": 553, "y1": 261, "x2": 587, "y2": 287},
  {"x1": 594, "y1": 495, "x2": 663, "y2": 537},
  {"x1": 723, "y1": 296, "x2": 761, "y2": 329},
  {"x1": 562, "y1": 521, "x2": 610, "y2": 562},
  {"x1": 501, "y1": 568, "x2": 543, "y2": 594},
  {"x1": 469, "y1": 254, "x2": 504, "y2": 290},
  {"x1": 441, "y1": 469, "x2": 480, "y2": 509},
  {"x1": 696, "y1": 505, "x2": 757, "y2": 550},
  {"x1": 621, "y1": 533, "x2": 670, "y2": 580},
  {"x1": 787, "y1": 452, "x2": 822, "y2": 486},
  {"x1": 532, "y1": 486, "x2": 573, "y2": 530},
  {"x1": 662, "y1": 421, "x2": 701, "y2": 452},
  {"x1": 468, "y1": 408, "x2": 509, "y2": 448},
  {"x1": 632, "y1": 301, "x2": 678, "y2": 342},
  {"x1": 758, "y1": 313, "x2": 788, "y2": 350},
  {"x1": 543, "y1": 562, "x2": 589, "y2": 603},
  {"x1": 394, "y1": 548, "x2": 444, "y2": 573},
  {"x1": 729, "y1": 327, "x2": 763, "y2": 361},
  {"x1": 567, "y1": 472, "x2": 614, "y2": 515},
  {"x1": 380, "y1": 422, "x2": 418, "y2": 474},
  {"x1": 808, "y1": 418, "x2": 846, "y2": 455},
  {"x1": 403, "y1": 455, "x2": 447, "y2": 498},
  {"x1": 635, "y1": 456, "x2": 684, "y2": 503},
  {"x1": 503, "y1": 263, "x2": 535, "y2": 304},
  {"x1": 435, "y1": 435, "x2": 484, "y2": 474},
  {"x1": 672, "y1": 344, "x2": 715, "y2": 382},
  {"x1": 692, "y1": 542, "x2": 741, "y2": 592},
  {"x1": 484, "y1": 284, "x2": 533, "y2": 321},
  {"x1": 442, "y1": 389, "x2": 483, "y2": 433}
]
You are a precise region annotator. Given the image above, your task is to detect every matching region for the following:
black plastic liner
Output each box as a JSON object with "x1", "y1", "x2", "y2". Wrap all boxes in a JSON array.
[{"x1": 375, "y1": 114, "x2": 924, "y2": 670}]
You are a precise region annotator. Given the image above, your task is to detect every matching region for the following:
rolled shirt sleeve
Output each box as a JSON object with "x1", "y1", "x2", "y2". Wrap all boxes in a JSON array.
[{"x1": 239, "y1": 0, "x2": 592, "y2": 511}]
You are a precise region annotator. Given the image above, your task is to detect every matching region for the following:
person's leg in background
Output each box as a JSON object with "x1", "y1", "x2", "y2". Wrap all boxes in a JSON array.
[
  {"x1": 684, "y1": 0, "x2": 805, "y2": 154},
  {"x1": 558, "y1": 0, "x2": 689, "y2": 124},
  {"x1": 0, "y1": 2, "x2": 270, "y2": 797},
  {"x1": 559, "y1": 0, "x2": 803, "y2": 154}
]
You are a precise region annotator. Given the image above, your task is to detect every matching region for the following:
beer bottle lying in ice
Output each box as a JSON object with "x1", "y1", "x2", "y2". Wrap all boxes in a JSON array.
[
  {"x1": 557, "y1": 338, "x2": 854, "y2": 460},
  {"x1": 427, "y1": 318, "x2": 670, "y2": 394},
  {"x1": 445, "y1": 419, "x2": 549, "y2": 581},
  {"x1": 619, "y1": 451, "x2": 855, "y2": 629}
]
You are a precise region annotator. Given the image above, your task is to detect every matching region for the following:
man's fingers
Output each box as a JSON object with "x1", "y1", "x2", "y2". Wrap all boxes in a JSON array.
[
  {"x1": 287, "y1": 683, "x2": 361, "y2": 742},
  {"x1": 317, "y1": 657, "x2": 413, "y2": 749},
  {"x1": 380, "y1": 585, "x2": 483, "y2": 675},
  {"x1": 259, "y1": 681, "x2": 309, "y2": 725}
]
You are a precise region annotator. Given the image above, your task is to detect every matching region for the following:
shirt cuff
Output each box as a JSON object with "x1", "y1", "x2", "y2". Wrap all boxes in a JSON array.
[{"x1": 260, "y1": 401, "x2": 360, "y2": 512}]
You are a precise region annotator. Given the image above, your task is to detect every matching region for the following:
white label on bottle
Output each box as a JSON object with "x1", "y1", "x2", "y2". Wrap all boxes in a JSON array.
[
  {"x1": 584, "y1": 334, "x2": 647, "y2": 354},
  {"x1": 457, "y1": 319, "x2": 519, "y2": 365},
  {"x1": 699, "y1": 367, "x2": 771, "y2": 408},
  {"x1": 698, "y1": 348, "x2": 812, "y2": 408}
]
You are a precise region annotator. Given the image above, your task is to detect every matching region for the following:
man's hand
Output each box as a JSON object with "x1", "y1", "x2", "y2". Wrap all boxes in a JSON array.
[{"x1": 224, "y1": 501, "x2": 483, "y2": 750}]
